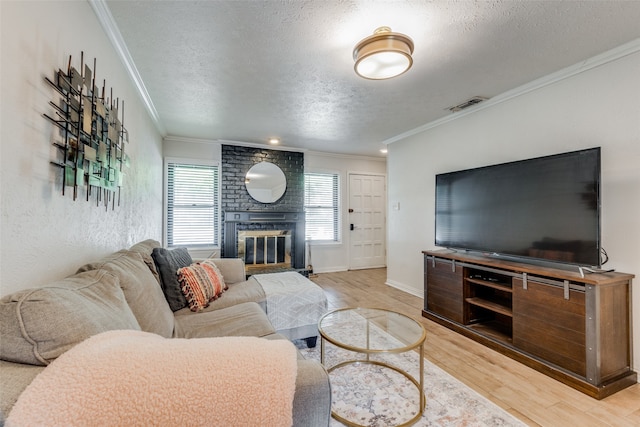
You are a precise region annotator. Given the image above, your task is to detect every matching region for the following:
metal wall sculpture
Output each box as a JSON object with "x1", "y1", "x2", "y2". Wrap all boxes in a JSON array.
[{"x1": 43, "y1": 52, "x2": 130, "y2": 209}]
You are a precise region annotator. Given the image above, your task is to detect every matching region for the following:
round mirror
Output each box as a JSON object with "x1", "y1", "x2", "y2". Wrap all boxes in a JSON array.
[{"x1": 245, "y1": 161, "x2": 287, "y2": 203}]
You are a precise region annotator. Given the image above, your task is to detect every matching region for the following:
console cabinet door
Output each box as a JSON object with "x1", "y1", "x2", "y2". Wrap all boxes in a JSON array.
[
  {"x1": 424, "y1": 257, "x2": 464, "y2": 323},
  {"x1": 512, "y1": 278, "x2": 586, "y2": 376}
]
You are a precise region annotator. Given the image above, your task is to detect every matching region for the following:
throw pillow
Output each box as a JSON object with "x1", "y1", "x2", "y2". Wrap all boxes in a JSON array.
[
  {"x1": 201, "y1": 258, "x2": 245, "y2": 284},
  {"x1": 201, "y1": 259, "x2": 226, "y2": 288},
  {"x1": 77, "y1": 250, "x2": 175, "y2": 338},
  {"x1": 0, "y1": 269, "x2": 141, "y2": 366},
  {"x1": 151, "y1": 247, "x2": 193, "y2": 311},
  {"x1": 129, "y1": 239, "x2": 162, "y2": 284},
  {"x1": 177, "y1": 262, "x2": 228, "y2": 312}
]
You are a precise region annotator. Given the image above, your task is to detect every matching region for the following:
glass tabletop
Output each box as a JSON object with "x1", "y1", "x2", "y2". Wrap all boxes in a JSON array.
[{"x1": 318, "y1": 307, "x2": 426, "y2": 353}]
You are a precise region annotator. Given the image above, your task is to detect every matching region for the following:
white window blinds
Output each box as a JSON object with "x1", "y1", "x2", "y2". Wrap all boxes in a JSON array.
[
  {"x1": 166, "y1": 160, "x2": 219, "y2": 247},
  {"x1": 304, "y1": 172, "x2": 340, "y2": 242}
]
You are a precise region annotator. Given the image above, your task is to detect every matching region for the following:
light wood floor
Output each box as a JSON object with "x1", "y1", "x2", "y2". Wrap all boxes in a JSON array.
[{"x1": 310, "y1": 268, "x2": 640, "y2": 427}]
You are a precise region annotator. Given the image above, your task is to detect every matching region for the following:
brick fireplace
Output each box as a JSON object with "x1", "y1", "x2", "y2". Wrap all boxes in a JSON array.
[
  {"x1": 223, "y1": 211, "x2": 306, "y2": 272},
  {"x1": 220, "y1": 145, "x2": 305, "y2": 273}
]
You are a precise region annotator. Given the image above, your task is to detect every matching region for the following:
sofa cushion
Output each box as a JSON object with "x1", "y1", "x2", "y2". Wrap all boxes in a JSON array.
[
  {"x1": 204, "y1": 257, "x2": 247, "y2": 284},
  {"x1": 173, "y1": 302, "x2": 275, "y2": 339},
  {"x1": 0, "y1": 270, "x2": 140, "y2": 366},
  {"x1": 151, "y1": 247, "x2": 193, "y2": 311},
  {"x1": 177, "y1": 262, "x2": 227, "y2": 312},
  {"x1": 128, "y1": 239, "x2": 162, "y2": 284},
  {"x1": 77, "y1": 250, "x2": 175, "y2": 338}
]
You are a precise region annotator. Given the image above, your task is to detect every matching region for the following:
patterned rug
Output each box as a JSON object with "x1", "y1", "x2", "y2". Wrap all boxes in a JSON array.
[{"x1": 296, "y1": 324, "x2": 527, "y2": 427}]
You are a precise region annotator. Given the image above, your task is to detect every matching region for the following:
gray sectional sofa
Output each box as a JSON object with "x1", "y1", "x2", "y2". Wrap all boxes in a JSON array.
[{"x1": 0, "y1": 239, "x2": 331, "y2": 426}]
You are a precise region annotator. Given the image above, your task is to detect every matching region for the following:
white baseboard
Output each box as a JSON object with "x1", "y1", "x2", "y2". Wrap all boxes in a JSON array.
[
  {"x1": 385, "y1": 279, "x2": 424, "y2": 299},
  {"x1": 349, "y1": 264, "x2": 387, "y2": 270},
  {"x1": 311, "y1": 266, "x2": 349, "y2": 274},
  {"x1": 311, "y1": 264, "x2": 386, "y2": 274}
]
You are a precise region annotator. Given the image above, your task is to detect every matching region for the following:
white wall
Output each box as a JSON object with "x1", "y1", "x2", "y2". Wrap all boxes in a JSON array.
[
  {"x1": 161, "y1": 142, "x2": 387, "y2": 270},
  {"x1": 0, "y1": 1, "x2": 163, "y2": 296},
  {"x1": 163, "y1": 137, "x2": 221, "y2": 161},
  {"x1": 387, "y1": 47, "x2": 640, "y2": 367},
  {"x1": 305, "y1": 152, "x2": 386, "y2": 273}
]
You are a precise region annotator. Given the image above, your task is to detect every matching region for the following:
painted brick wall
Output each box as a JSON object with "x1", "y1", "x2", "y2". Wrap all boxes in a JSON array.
[{"x1": 221, "y1": 145, "x2": 304, "y2": 256}]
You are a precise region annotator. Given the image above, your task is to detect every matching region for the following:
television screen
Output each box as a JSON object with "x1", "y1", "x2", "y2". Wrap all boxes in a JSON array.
[{"x1": 435, "y1": 147, "x2": 601, "y2": 267}]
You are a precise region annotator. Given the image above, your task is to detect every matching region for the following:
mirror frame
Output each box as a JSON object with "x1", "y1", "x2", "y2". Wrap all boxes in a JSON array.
[{"x1": 245, "y1": 161, "x2": 287, "y2": 203}]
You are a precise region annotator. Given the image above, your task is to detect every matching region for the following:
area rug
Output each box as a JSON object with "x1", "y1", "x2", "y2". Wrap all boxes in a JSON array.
[{"x1": 296, "y1": 322, "x2": 527, "y2": 427}]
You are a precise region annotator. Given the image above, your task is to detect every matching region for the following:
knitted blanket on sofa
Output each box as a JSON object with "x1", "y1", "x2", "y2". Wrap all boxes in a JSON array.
[{"x1": 6, "y1": 330, "x2": 298, "y2": 427}]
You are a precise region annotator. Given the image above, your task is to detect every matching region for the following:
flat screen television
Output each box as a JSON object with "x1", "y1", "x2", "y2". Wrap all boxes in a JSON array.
[{"x1": 434, "y1": 147, "x2": 601, "y2": 267}]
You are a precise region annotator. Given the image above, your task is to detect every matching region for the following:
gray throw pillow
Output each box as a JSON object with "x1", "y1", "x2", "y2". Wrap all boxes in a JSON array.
[
  {"x1": 0, "y1": 269, "x2": 141, "y2": 366},
  {"x1": 76, "y1": 250, "x2": 175, "y2": 338},
  {"x1": 152, "y1": 247, "x2": 193, "y2": 311},
  {"x1": 129, "y1": 239, "x2": 162, "y2": 284}
]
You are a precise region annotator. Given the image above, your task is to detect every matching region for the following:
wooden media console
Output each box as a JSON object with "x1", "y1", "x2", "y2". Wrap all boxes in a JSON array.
[{"x1": 422, "y1": 250, "x2": 636, "y2": 399}]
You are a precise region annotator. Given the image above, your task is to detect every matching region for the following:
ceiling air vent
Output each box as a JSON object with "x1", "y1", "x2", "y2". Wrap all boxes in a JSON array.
[{"x1": 447, "y1": 96, "x2": 489, "y2": 112}]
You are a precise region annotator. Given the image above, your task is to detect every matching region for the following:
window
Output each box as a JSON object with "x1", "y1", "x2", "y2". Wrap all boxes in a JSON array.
[
  {"x1": 304, "y1": 172, "x2": 340, "y2": 242},
  {"x1": 165, "y1": 159, "x2": 219, "y2": 247}
]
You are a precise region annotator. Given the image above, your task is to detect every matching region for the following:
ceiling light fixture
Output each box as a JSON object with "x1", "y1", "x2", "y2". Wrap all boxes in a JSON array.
[
  {"x1": 353, "y1": 26, "x2": 414, "y2": 80},
  {"x1": 268, "y1": 138, "x2": 280, "y2": 145}
]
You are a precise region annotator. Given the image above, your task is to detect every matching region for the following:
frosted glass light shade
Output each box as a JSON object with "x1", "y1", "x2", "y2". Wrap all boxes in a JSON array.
[{"x1": 353, "y1": 27, "x2": 414, "y2": 80}]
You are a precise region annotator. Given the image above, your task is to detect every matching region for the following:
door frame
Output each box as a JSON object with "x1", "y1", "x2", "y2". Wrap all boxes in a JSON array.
[{"x1": 347, "y1": 171, "x2": 388, "y2": 270}]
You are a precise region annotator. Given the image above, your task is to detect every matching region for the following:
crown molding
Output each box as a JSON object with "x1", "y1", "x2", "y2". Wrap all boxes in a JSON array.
[
  {"x1": 164, "y1": 135, "x2": 308, "y2": 153},
  {"x1": 216, "y1": 139, "x2": 307, "y2": 153},
  {"x1": 306, "y1": 150, "x2": 386, "y2": 162},
  {"x1": 89, "y1": 0, "x2": 165, "y2": 135},
  {"x1": 163, "y1": 136, "x2": 222, "y2": 146},
  {"x1": 164, "y1": 136, "x2": 386, "y2": 161},
  {"x1": 384, "y1": 37, "x2": 640, "y2": 145}
]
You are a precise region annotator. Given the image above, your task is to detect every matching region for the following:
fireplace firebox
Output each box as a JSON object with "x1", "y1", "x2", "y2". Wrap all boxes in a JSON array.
[
  {"x1": 223, "y1": 211, "x2": 305, "y2": 271},
  {"x1": 238, "y1": 230, "x2": 291, "y2": 267}
]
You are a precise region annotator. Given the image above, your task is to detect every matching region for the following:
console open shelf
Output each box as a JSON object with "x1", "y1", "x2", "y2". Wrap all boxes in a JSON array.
[
  {"x1": 465, "y1": 277, "x2": 512, "y2": 293},
  {"x1": 465, "y1": 297, "x2": 512, "y2": 317},
  {"x1": 463, "y1": 267, "x2": 514, "y2": 342},
  {"x1": 422, "y1": 249, "x2": 636, "y2": 399}
]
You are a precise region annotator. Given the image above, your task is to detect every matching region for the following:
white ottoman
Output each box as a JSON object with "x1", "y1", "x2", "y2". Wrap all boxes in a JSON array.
[{"x1": 252, "y1": 271, "x2": 328, "y2": 347}]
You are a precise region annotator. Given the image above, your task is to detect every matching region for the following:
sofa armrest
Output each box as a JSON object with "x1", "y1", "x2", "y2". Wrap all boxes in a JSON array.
[
  {"x1": 292, "y1": 359, "x2": 332, "y2": 427},
  {"x1": 205, "y1": 258, "x2": 246, "y2": 284},
  {"x1": 0, "y1": 360, "x2": 45, "y2": 419},
  {"x1": 4, "y1": 331, "x2": 299, "y2": 427},
  {"x1": 263, "y1": 334, "x2": 331, "y2": 427}
]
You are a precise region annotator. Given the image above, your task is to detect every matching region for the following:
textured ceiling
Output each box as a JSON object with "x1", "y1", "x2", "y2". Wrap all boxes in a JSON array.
[{"x1": 103, "y1": 0, "x2": 640, "y2": 157}]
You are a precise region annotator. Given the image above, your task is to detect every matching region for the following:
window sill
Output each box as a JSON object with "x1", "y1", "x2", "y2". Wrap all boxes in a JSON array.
[
  {"x1": 307, "y1": 241, "x2": 342, "y2": 247},
  {"x1": 170, "y1": 247, "x2": 220, "y2": 259}
]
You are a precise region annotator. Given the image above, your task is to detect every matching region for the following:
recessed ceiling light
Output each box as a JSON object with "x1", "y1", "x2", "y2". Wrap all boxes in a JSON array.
[
  {"x1": 380, "y1": 148, "x2": 388, "y2": 154},
  {"x1": 269, "y1": 138, "x2": 280, "y2": 145}
]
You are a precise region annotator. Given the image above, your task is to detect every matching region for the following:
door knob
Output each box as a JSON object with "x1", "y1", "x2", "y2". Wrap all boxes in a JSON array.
[{"x1": 350, "y1": 224, "x2": 355, "y2": 231}]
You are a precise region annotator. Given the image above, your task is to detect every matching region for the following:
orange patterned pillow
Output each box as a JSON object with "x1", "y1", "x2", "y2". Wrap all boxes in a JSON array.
[{"x1": 177, "y1": 262, "x2": 227, "y2": 312}]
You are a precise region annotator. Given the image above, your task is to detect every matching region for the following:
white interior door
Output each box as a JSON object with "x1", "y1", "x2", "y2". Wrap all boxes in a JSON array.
[{"x1": 348, "y1": 173, "x2": 386, "y2": 270}]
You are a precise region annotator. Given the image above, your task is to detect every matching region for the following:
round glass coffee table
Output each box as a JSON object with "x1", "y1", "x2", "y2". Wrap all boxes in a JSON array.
[{"x1": 318, "y1": 307, "x2": 426, "y2": 427}]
